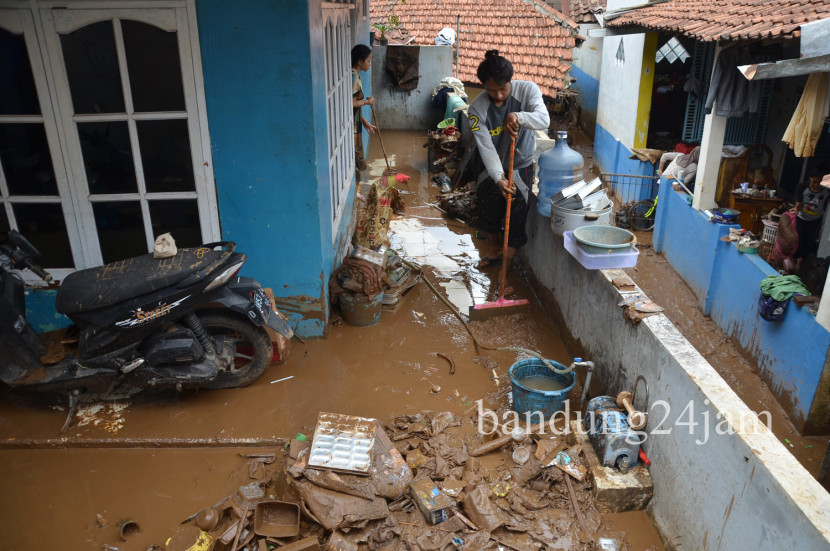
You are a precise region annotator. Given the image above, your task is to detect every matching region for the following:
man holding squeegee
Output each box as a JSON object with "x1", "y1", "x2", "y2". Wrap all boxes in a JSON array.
[{"x1": 469, "y1": 49, "x2": 550, "y2": 270}]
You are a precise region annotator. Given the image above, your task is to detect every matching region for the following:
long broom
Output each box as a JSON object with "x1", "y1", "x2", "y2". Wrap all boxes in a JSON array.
[{"x1": 468, "y1": 134, "x2": 530, "y2": 321}]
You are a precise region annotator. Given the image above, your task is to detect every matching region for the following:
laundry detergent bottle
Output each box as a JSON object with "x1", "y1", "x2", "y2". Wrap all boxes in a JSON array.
[{"x1": 536, "y1": 131, "x2": 584, "y2": 217}]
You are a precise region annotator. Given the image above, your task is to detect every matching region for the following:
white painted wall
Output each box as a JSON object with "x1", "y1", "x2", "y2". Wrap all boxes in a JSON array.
[
  {"x1": 572, "y1": 23, "x2": 603, "y2": 80},
  {"x1": 596, "y1": 33, "x2": 647, "y2": 148},
  {"x1": 520, "y1": 208, "x2": 830, "y2": 550},
  {"x1": 371, "y1": 45, "x2": 454, "y2": 130}
]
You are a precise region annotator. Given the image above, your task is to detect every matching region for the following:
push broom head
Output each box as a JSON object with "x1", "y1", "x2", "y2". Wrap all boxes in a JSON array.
[{"x1": 468, "y1": 296, "x2": 530, "y2": 322}]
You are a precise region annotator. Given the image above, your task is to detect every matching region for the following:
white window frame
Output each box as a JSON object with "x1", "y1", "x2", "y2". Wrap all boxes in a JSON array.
[
  {"x1": 1, "y1": 0, "x2": 219, "y2": 283},
  {"x1": 322, "y1": 3, "x2": 355, "y2": 242},
  {"x1": 0, "y1": 7, "x2": 85, "y2": 281}
]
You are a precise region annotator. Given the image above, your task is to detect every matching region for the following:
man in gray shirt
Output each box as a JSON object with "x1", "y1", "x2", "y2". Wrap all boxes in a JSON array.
[{"x1": 468, "y1": 50, "x2": 550, "y2": 269}]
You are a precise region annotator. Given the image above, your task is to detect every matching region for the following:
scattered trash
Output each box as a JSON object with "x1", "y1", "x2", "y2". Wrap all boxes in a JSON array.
[
  {"x1": 117, "y1": 518, "x2": 140, "y2": 540},
  {"x1": 421, "y1": 377, "x2": 441, "y2": 394},
  {"x1": 435, "y1": 352, "x2": 456, "y2": 375},
  {"x1": 611, "y1": 276, "x2": 636, "y2": 291},
  {"x1": 409, "y1": 478, "x2": 455, "y2": 524},
  {"x1": 784, "y1": 438, "x2": 794, "y2": 448},
  {"x1": 195, "y1": 508, "x2": 219, "y2": 532},
  {"x1": 253, "y1": 501, "x2": 300, "y2": 537},
  {"x1": 270, "y1": 375, "x2": 294, "y2": 384},
  {"x1": 96, "y1": 513, "x2": 108, "y2": 528},
  {"x1": 618, "y1": 294, "x2": 664, "y2": 323},
  {"x1": 165, "y1": 526, "x2": 211, "y2": 551},
  {"x1": 157, "y1": 408, "x2": 642, "y2": 550},
  {"x1": 469, "y1": 426, "x2": 527, "y2": 457},
  {"x1": 512, "y1": 446, "x2": 531, "y2": 465}
]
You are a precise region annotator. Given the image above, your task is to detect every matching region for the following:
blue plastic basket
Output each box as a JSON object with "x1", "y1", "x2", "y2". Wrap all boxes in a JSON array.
[{"x1": 509, "y1": 358, "x2": 576, "y2": 420}]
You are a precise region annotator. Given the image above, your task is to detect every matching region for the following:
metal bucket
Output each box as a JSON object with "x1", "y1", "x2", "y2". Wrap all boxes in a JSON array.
[
  {"x1": 572, "y1": 225, "x2": 636, "y2": 255},
  {"x1": 339, "y1": 292, "x2": 384, "y2": 327},
  {"x1": 509, "y1": 358, "x2": 576, "y2": 420},
  {"x1": 551, "y1": 202, "x2": 613, "y2": 236}
]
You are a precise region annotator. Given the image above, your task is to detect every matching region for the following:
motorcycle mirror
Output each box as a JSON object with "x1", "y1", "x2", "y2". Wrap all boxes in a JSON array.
[{"x1": 7, "y1": 230, "x2": 42, "y2": 259}]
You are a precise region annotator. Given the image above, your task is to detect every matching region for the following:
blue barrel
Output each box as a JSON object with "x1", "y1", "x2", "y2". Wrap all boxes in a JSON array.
[
  {"x1": 537, "y1": 131, "x2": 584, "y2": 217},
  {"x1": 509, "y1": 358, "x2": 576, "y2": 420}
]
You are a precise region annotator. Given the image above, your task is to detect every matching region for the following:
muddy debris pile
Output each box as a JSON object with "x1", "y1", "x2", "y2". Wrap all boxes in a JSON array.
[{"x1": 165, "y1": 409, "x2": 644, "y2": 551}]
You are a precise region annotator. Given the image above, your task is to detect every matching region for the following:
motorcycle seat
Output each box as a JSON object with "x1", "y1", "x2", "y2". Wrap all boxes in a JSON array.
[{"x1": 56, "y1": 247, "x2": 227, "y2": 314}]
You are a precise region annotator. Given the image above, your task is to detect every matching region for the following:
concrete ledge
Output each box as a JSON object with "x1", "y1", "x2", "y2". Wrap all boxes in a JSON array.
[
  {"x1": 522, "y1": 207, "x2": 830, "y2": 550},
  {"x1": 571, "y1": 420, "x2": 653, "y2": 513}
]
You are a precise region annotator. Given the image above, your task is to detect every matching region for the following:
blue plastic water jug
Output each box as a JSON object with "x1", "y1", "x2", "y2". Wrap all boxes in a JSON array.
[{"x1": 537, "y1": 131, "x2": 585, "y2": 217}]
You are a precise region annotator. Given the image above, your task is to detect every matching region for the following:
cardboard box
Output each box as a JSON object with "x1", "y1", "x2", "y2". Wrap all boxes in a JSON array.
[{"x1": 409, "y1": 478, "x2": 454, "y2": 525}]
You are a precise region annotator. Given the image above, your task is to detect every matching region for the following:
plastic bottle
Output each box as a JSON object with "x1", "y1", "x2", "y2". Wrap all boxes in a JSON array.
[{"x1": 536, "y1": 130, "x2": 585, "y2": 217}]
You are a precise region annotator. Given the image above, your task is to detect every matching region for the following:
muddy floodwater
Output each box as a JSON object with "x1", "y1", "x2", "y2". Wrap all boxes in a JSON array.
[{"x1": 0, "y1": 130, "x2": 667, "y2": 550}]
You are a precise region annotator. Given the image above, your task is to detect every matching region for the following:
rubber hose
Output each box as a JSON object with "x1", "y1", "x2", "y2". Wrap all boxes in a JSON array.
[{"x1": 403, "y1": 259, "x2": 574, "y2": 375}]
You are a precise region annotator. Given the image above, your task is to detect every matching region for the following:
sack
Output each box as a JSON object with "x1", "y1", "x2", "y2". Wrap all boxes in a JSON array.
[
  {"x1": 354, "y1": 173, "x2": 404, "y2": 249},
  {"x1": 153, "y1": 233, "x2": 177, "y2": 258},
  {"x1": 758, "y1": 292, "x2": 789, "y2": 322}
]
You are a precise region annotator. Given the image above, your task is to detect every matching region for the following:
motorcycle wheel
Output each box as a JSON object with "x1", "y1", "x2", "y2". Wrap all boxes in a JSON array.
[{"x1": 199, "y1": 311, "x2": 272, "y2": 389}]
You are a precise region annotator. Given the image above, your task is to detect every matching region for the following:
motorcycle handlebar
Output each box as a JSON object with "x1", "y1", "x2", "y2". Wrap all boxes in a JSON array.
[{"x1": 27, "y1": 262, "x2": 53, "y2": 283}]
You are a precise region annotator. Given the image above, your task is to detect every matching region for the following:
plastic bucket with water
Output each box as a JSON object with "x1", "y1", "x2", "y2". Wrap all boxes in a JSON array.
[
  {"x1": 509, "y1": 358, "x2": 576, "y2": 419},
  {"x1": 339, "y1": 292, "x2": 384, "y2": 327}
]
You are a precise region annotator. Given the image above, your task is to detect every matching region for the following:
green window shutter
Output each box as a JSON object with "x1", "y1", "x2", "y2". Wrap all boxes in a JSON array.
[{"x1": 682, "y1": 41, "x2": 715, "y2": 143}]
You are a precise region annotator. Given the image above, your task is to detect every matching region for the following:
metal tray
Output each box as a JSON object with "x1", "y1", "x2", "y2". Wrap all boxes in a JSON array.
[{"x1": 307, "y1": 412, "x2": 378, "y2": 475}]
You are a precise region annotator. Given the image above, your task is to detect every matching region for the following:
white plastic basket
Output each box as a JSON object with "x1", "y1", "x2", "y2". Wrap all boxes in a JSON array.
[{"x1": 761, "y1": 219, "x2": 778, "y2": 243}]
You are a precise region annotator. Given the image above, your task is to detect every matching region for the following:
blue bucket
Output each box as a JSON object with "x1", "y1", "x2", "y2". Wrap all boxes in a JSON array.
[{"x1": 509, "y1": 358, "x2": 576, "y2": 420}]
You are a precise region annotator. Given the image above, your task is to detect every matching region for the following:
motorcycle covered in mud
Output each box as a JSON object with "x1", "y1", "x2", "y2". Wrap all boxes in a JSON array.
[{"x1": 0, "y1": 231, "x2": 293, "y2": 404}]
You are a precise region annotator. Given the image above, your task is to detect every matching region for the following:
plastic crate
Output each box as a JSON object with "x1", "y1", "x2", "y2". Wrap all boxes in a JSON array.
[
  {"x1": 761, "y1": 219, "x2": 778, "y2": 243},
  {"x1": 563, "y1": 230, "x2": 639, "y2": 270}
]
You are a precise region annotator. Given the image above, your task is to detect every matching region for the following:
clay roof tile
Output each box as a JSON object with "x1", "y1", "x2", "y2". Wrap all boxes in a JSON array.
[
  {"x1": 370, "y1": 0, "x2": 577, "y2": 96},
  {"x1": 608, "y1": 0, "x2": 827, "y2": 41}
]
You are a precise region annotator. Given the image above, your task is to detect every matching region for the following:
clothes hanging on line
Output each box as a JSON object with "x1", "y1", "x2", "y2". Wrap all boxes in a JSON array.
[
  {"x1": 782, "y1": 72, "x2": 828, "y2": 158},
  {"x1": 704, "y1": 46, "x2": 762, "y2": 118}
]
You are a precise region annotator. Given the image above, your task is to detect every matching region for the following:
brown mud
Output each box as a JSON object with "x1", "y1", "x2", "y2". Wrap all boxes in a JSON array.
[{"x1": 0, "y1": 129, "x2": 661, "y2": 549}]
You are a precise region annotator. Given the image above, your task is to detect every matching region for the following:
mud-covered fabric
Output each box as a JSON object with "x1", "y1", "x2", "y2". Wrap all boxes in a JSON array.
[{"x1": 385, "y1": 45, "x2": 420, "y2": 90}]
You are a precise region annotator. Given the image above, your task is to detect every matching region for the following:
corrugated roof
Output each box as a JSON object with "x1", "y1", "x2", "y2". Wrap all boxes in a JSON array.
[
  {"x1": 369, "y1": 0, "x2": 579, "y2": 97},
  {"x1": 608, "y1": 0, "x2": 829, "y2": 42}
]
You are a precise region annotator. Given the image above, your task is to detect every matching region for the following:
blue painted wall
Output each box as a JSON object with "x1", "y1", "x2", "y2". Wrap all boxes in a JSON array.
[
  {"x1": 594, "y1": 123, "x2": 656, "y2": 203},
  {"x1": 570, "y1": 64, "x2": 598, "y2": 138},
  {"x1": 654, "y1": 178, "x2": 738, "y2": 314},
  {"x1": 197, "y1": 0, "x2": 355, "y2": 338},
  {"x1": 653, "y1": 177, "x2": 830, "y2": 428}
]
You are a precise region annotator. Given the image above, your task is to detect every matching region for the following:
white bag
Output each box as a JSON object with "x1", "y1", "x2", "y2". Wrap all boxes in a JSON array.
[{"x1": 153, "y1": 233, "x2": 177, "y2": 258}]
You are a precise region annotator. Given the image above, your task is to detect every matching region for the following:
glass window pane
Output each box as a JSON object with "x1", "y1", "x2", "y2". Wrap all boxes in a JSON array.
[
  {"x1": 92, "y1": 201, "x2": 146, "y2": 263},
  {"x1": 122, "y1": 20, "x2": 185, "y2": 113},
  {"x1": 0, "y1": 29, "x2": 41, "y2": 115},
  {"x1": 137, "y1": 120, "x2": 194, "y2": 192},
  {"x1": 12, "y1": 203, "x2": 74, "y2": 268},
  {"x1": 61, "y1": 21, "x2": 125, "y2": 114},
  {"x1": 78, "y1": 121, "x2": 136, "y2": 194},
  {"x1": 149, "y1": 200, "x2": 201, "y2": 247},
  {"x1": 0, "y1": 123, "x2": 58, "y2": 196}
]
